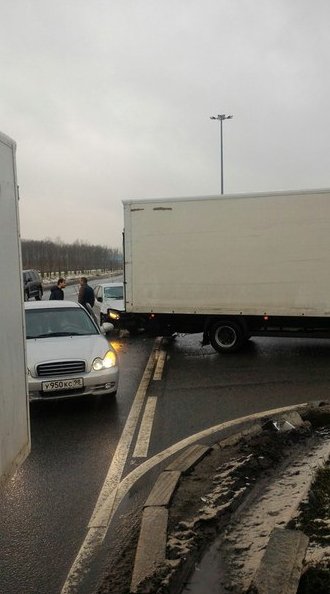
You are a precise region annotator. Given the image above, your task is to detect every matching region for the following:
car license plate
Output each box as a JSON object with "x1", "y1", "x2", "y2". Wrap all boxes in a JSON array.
[{"x1": 42, "y1": 378, "x2": 84, "y2": 392}]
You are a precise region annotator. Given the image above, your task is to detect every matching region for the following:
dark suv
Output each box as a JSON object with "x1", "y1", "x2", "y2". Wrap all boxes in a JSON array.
[{"x1": 23, "y1": 269, "x2": 43, "y2": 301}]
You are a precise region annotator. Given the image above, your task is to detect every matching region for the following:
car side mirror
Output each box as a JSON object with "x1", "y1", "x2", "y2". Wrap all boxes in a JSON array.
[{"x1": 97, "y1": 296, "x2": 103, "y2": 303}]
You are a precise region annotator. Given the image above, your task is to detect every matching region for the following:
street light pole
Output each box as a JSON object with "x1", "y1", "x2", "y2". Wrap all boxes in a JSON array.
[{"x1": 210, "y1": 114, "x2": 233, "y2": 194}]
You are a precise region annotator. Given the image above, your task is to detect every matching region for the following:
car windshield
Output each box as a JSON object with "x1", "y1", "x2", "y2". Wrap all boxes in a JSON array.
[
  {"x1": 104, "y1": 286, "x2": 123, "y2": 300},
  {"x1": 25, "y1": 307, "x2": 99, "y2": 339}
]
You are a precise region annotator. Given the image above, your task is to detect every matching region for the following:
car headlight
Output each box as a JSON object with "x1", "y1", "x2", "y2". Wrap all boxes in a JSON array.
[
  {"x1": 108, "y1": 309, "x2": 120, "y2": 320},
  {"x1": 92, "y1": 350, "x2": 117, "y2": 370}
]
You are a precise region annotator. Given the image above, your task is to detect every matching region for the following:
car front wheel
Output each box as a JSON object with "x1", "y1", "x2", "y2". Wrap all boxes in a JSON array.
[{"x1": 35, "y1": 289, "x2": 42, "y2": 301}]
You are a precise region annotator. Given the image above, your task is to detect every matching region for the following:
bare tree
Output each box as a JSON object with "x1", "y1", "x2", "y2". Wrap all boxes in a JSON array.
[{"x1": 21, "y1": 239, "x2": 122, "y2": 277}]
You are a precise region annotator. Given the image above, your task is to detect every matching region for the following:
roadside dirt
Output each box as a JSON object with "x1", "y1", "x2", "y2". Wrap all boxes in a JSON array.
[
  {"x1": 97, "y1": 404, "x2": 330, "y2": 594},
  {"x1": 291, "y1": 447, "x2": 330, "y2": 594}
]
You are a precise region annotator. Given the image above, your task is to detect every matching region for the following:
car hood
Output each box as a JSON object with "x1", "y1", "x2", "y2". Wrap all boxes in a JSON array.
[
  {"x1": 26, "y1": 334, "x2": 112, "y2": 375},
  {"x1": 104, "y1": 297, "x2": 124, "y2": 310}
]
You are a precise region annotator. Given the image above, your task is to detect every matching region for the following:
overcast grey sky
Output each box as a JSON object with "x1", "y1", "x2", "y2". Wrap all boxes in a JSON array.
[{"x1": 2, "y1": 0, "x2": 329, "y2": 248}]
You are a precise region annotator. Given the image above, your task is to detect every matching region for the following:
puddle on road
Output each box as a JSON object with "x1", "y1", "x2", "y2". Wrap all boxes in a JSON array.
[
  {"x1": 181, "y1": 538, "x2": 228, "y2": 593},
  {"x1": 182, "y1": 431, "x2": 330, "y2": 594}
]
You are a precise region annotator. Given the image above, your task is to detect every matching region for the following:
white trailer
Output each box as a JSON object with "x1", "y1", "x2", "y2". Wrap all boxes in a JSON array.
[
  {"x1": 123, "y1": 189, "x2": 330, "y2": 352},
  {"x1": 0, "y1": 132, "x2": 30, "y2": 485}
]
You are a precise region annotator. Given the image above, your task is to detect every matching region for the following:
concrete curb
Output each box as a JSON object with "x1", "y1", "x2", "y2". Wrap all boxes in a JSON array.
[
  {"x1": 130, "y1": 445, "x2": 210, "y2": 591},
  {"x1": 130, "y1": 422, "x2": 262, "y2": 593},
  {"x1": 129, "y1": 404, "x2": 327, "y2": 594},
  {"x1": 247, "y1": 528, "x2": 309, "y2": 594}
]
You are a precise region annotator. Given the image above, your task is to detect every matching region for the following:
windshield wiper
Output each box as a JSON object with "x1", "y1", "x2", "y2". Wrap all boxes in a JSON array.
[
  {"x1": 31, "y1": 332, "x2": 82, "y2": 338},
  {"x1": 52, "y1": 331, "x2": 83, "y2": 336}
]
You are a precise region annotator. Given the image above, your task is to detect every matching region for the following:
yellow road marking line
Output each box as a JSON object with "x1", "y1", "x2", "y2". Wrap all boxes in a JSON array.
[
  {"x1": 133, "y1": 397, "x2": 158, "y2": 458},
  {"x1": 61, "y1": 337, "x2": 162, "y2": 594},
  {"x1": 153, "y1": 349, "x2": 167, "y2": 380}
]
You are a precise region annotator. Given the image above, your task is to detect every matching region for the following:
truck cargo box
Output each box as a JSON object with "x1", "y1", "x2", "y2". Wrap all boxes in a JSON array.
[
  {"x1": 123, "y1": 189, "x2": 330, "y2": 318},
  {"x1": 0, "y1": 132, "x2": 30, "y2": 485}
]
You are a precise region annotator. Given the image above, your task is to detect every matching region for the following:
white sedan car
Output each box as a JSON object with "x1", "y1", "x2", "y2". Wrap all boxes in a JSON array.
[
  {"x1": 94, "y1": 282, "x2": 124, "y2": 326},
  {"x1": 25, "y1": 301, "x2": 119, "y2": 401}
]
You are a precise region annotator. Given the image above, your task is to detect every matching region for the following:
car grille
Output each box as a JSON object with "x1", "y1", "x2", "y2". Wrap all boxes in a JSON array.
[{"x1": 37, "y1": 361, "x2": 86, "y2": 377}]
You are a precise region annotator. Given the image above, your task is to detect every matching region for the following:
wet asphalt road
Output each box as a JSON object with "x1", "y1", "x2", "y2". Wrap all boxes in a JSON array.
[
  {"x1": 150, "y1": 333, "x2": 330, "y2": 454},
  {"x1": 0, "y1": 331, "x2": 156, "y2": 594},
  {"x1": 1, "y1": 292, "x2": 330, "y2": 594},
  {"x1": 93, "y1": 332, "x2": 330, "y2": 594}
]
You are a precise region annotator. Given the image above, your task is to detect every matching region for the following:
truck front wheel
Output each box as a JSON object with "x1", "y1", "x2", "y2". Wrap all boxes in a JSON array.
[{"x1": 209, "y1": 320, "x2": 246, "y2": 353}]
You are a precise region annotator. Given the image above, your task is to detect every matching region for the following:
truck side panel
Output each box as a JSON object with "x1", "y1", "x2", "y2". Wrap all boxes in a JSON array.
[
  {"x1": 124, "y1": 190, "x2": 330, "y2": 317},
  {"x1": 0, "y1": 132, "x2": 30, "y2": 486}
]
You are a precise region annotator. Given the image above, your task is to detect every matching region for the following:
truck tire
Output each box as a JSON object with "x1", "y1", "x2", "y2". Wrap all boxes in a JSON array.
[{"x1": 209, "y1": 320, "x2": 246, "y2": 353}]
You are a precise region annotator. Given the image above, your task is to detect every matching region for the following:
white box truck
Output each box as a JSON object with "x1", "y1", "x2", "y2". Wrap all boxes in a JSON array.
[
  {"x1": 0, "y1": 131, "x2": 30, "y2": 485},
  {"x1": 122, "y1": 189, "x2": 330, "y2": 352}
]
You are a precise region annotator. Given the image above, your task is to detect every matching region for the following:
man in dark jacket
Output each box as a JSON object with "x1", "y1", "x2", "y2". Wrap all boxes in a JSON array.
[
  {"x1": 78, "y1": 277, "x2": 95, "y2": 309},
  {"x1": 49, "y1": 278, "x2": 66, "y2": 300}
]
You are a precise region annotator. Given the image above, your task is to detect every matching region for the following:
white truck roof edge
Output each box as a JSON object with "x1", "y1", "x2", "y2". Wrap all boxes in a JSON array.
[{"x1": 122, "y1": 186, "x2": 330, "y2": 206}]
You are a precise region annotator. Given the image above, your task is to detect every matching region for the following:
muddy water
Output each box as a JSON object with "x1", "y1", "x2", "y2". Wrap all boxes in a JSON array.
[
  {"x1": 181, "y1": 539, "x2": 228, "y2": 593},
  {"x1": 182, "y1": 432, "x2": 330, "y2": 594}
]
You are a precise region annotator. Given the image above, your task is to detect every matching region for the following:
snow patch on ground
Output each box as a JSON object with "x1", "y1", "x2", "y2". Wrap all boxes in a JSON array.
[{"x1": 216, "y1": 436, "x2": 330, "y2": 593}]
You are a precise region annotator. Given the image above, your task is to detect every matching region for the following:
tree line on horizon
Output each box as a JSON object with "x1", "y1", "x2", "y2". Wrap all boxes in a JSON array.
[{"x1": 21, "y1": 239, "x2": 122, "y2": 276}]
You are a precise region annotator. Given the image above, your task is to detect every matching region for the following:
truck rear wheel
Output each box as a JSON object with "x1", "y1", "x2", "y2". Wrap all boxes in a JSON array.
[{"x1": 209, "y1": 320, "x2": 246, "y2": 353}]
